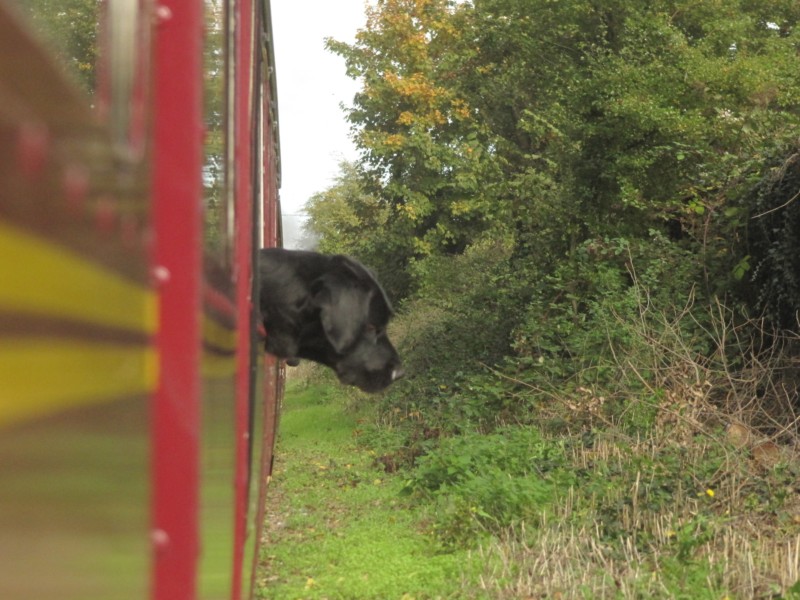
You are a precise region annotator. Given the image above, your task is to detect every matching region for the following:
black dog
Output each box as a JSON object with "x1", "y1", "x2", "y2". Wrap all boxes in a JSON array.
[{"x1": 257, "y1": 248, "x2": 403, "y2": 393}]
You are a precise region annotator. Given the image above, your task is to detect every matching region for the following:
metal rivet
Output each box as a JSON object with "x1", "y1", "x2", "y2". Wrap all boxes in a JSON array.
[
  {"x1": 151, "y1": 265, "x2": 171, "y2": 286},
  {"x1": 151, "y1": 528, "x2": 170, "y2": 550},
  {"x1": 155, "y1": 5, "x2": 173, "y2": 24}
]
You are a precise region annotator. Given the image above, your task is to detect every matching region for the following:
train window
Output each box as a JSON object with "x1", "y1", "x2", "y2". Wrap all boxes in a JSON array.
[
  {"x1": 13, "y1": 0, "x2": 101, "y2": 96},
  {"x1": 14, "y1": 0, "x2": 151, "y2": 160},
  {"x1": 203, "y1": 0, "x2": 235, "y2": 267}
]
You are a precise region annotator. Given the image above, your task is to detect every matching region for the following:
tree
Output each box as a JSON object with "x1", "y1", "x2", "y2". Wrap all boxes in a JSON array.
[
  {"x1": 304, "y1": 162, "x2": 410, "y2": 300},
  {"x1": 327, "y1": 0, "x2": 500, "y2": 260},
  {"x1": 327, "y1": 0, "x2": 800, "y2": 305}
]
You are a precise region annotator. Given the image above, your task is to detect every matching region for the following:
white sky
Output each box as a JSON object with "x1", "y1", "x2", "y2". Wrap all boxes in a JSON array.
[{"x1": 270, "y1": 0, "x2": 370, "y2": 248}]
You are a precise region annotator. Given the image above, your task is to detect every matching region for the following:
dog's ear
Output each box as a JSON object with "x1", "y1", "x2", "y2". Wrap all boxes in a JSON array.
[{"x1": 312, "y1": 262, "x2": 371, "y2": 353}]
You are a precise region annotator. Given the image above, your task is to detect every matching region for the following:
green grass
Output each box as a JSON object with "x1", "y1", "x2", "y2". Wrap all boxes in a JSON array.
[
  {"x1": 257, "y1": 382, "x2": 481, "y2": 599},
  {"x1": 258, "y1": 376, "x2": 800, "y2": 599}
]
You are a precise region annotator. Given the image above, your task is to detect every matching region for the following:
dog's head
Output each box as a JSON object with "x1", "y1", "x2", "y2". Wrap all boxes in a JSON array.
[
  {"x1": 260, "y1": 249, "x2": 403, "y2": 393},
  {"x1": 308, "y1": 256, "x2": 403, "y2": 393}
]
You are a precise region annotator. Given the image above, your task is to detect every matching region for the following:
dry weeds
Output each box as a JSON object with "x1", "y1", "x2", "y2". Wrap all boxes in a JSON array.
[{"x1": 473, "y1": 293, "x2": 800, "y2": 598}]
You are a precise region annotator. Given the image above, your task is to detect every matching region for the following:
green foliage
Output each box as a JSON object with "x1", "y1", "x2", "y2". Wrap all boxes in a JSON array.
[
  {"x1": 327, "y1": 0, "x2": 497, "y2": 259},
  {"x1": 316, "y1": 0, "x2": 800, "y2": 306},
  {"x1": 305, "y1": 5, "x2": 800, "y2": 589},
  {"x1": 21, "y1": 0, "x2": 101, "y2": 92},
  {"x1": 405, "y1": 235, "x2": 521, "y2": 367},
  {"x1": 259, "y1": 383, "x2": 479, "y2": 599},
  {"x1": 405, "y1": 427, "x2": 567, "y2": 545},
  {"x1": 371, "y1": 234, "x2": 529, "y2": 433},
  {"x1": 303, "y1": 162, "x2": 412, "y2": 299},
  {"x1": 511, "y1": 233, "x2": 710, "y2": 388}
]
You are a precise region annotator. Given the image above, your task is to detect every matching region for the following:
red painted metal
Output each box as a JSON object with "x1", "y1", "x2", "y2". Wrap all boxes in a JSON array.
[
  {"x1": 151, "y1": 0, "x2": 204, "y2": 598},
  {"x1": 247, "y1": 20, "x2": 284, "y2": 594},
  {"x1": 232, "y1": 0, "x2": 256, "y2": 596},
  {"x1": 2, "y1": 0, "x2": 284, "y2": 597}
]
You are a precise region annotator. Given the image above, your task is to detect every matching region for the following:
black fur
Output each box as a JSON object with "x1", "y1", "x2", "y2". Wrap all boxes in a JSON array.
[{"x1": 258, "y1": 248, "x2": 403, "y2": 393}]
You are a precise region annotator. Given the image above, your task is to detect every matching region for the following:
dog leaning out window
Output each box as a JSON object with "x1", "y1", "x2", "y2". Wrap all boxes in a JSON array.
[{"x1": 257, "y1": 248, "x2": 404, "y2": 393}]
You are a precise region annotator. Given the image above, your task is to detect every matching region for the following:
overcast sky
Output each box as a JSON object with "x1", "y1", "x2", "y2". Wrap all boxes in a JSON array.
[{"x1": 270, "y1": 0, "x2": 370, "y2": 248}]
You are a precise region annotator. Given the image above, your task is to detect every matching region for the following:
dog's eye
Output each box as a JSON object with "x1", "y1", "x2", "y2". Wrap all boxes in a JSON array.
[{"x1": 366, "y1": 324, "x2": 382, "y2": 335}]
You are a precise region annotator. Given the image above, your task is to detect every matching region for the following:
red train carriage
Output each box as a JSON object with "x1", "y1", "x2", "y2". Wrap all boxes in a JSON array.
[{"x1": 0, "y1": 1, "x2": 283, "y2": 598}]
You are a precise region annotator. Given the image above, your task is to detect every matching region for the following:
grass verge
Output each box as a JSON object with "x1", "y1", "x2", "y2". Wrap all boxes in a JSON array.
[
  {"x1": 258, "y1": 294, "x2": 800, "y2": 598},
  {"x1": 256, "y1": 381, "x2": 480, "y2": 599}
]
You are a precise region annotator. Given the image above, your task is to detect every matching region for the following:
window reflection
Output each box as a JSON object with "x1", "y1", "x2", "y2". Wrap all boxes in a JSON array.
[
  {"x1": 16, "y1": 0, "x2": 101, "y2": 95},
  {"x1": 204, "y1": 0, "x2": 232, "y2": 264}
]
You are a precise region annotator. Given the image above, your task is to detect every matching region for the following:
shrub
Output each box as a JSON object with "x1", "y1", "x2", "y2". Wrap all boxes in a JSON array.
[
  {"x1": 375, "y1": 234, "x2": 536, "y2": 432},
  {"x1": 405, "y1": 427, "x2": 568, "y2": 545}
]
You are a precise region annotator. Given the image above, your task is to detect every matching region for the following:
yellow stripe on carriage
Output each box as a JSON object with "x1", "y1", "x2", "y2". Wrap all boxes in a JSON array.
[
  {"x1": 0, "y1": 339, "x2": 157, "y2": 427},
  {"x1": 0, "y1": 220, "x2": 156, "y2": 335},
  {"x1": 203, "y1": 314, "x2": 239, "y2": 355}
]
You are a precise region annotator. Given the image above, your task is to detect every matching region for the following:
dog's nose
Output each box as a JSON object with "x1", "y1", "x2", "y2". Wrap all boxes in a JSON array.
[{"x1": 391, "y1": 367, "x2": 405, "y2": 382}]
